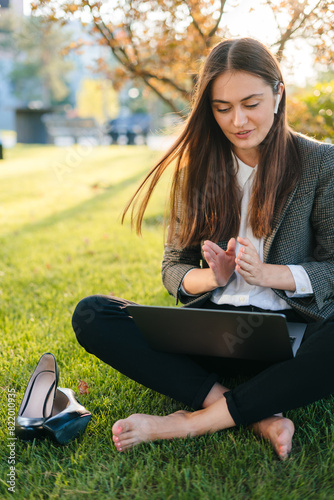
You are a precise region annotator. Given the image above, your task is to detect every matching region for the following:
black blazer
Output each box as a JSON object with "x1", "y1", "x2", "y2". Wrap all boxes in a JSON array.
[{"x1": 161, "y1": 134, "x2": 334, "y2": 322}]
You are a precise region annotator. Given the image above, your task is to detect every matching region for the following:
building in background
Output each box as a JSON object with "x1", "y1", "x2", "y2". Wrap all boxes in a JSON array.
[
  {"x1": 0, "y1": 0, "x2": 24, "y2": 15},
  {"x1": 0, "y1": 4, "x2": 115, "y2": 137},
  {"x1": 0, "y1": 0, "x2": 24, "y2": 131},
  {"x1": 0, "y1": 3, "x2": 159, "y2": 145}
]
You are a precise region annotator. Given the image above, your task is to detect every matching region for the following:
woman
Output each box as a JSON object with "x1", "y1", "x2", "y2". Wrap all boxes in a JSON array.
[{"x1": 72, "y1": 38, "x2": 334, "y2": 460}]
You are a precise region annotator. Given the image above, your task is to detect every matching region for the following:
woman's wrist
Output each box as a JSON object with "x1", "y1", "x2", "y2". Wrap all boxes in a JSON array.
[
  {"x1": 261, "y1": 264, "x2": 296, "y2": 292},
  {"x1": 182, "y1": 268, "x2": 219, "y2": 295}
]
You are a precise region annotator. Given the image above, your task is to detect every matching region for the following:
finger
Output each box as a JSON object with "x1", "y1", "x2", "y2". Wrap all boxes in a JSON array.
[
  {"x1": 203, "y1": 252, "x2": 217, "y2": 273},
  {"x1": 237, "y1": 235, "x2": 249, "y2": 243},
  {"x1": 236, "y1": 259, "x2": 253, "y2": 272},
  {"x1": 237, "y1": 235, "x2": 247, "y2": 244},
  {"x1": 235, "y1": 263, "x2": 244, "y2": 276},
  {"x1": 203, "y1": 240, "x2": 223, "y2": 254},
  {"x1": 203, "y1": 249, "x2": 217, "y2": 268},
  {"x1": 236, "y1": 263, "x2": 251, "y2": 277},
  {"x1": 236, "y1": 251, "x2": 254, "y2": 264},
  {"x1": 227, "y1": 237, "x2": 236, "y2": 252},
  {"x1": 203, "y1": 247, "x2": 218, "y2": 261},
  {"x1": 237, "y1": 236, "x2": 255, "y2": 250}
]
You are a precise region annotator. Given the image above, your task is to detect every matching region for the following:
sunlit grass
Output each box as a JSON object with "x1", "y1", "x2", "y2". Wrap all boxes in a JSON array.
[{"x1": 1, "y1": 144, "x2": 334, "y2": 499}]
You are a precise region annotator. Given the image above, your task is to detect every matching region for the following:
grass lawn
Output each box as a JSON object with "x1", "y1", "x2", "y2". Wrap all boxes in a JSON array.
[{"x1": 1, "y1": 144, "x2": 334, "y2": 499}]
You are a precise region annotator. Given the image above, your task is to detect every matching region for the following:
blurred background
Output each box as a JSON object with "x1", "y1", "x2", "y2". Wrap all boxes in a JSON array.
[
  {"x1": 0, "y1": 5, "x2": 333, "y2": 499},
  {"x1": 0, "y1": 0, "x2": 333, "y2": 157}
]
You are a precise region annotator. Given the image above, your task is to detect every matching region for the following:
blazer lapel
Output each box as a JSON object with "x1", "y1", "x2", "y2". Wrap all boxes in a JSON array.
[{"x1": 263, "y1": 184, "x2": 299, "y2": 262}]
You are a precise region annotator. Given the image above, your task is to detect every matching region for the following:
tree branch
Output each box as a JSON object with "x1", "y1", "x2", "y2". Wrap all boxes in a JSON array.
[
  {"x1": 183, "y1": 0, "x2": 206, "y2": 42},
  {"x1": 271, "y1": 0, "x2": 323, "y2": 60},
  {"x1": 91, "y1": 7, "x2": 191, "y2": 100},
  {"x1": 126, "y1": 0, "x2": 140, "y2": 63},
  {"x1": 207, "y1": 0, "x2": 227, "y2": 41},
  {"x1": 139, "y1": 70, "x2": 191, "y2": 99},
  {"x1": 141, "y1": 76, "x2": 185, "y2": 115}
]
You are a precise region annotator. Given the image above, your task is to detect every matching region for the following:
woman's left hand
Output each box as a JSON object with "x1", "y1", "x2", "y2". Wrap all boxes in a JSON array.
[{"x1": 235, "y1": 236, "x2": 267, "y2": 286}]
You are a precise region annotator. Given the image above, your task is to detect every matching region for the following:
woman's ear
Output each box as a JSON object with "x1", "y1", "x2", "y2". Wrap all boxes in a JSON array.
[{"x1": 274, "y1": 83, "x2": 284, "y2": 114}]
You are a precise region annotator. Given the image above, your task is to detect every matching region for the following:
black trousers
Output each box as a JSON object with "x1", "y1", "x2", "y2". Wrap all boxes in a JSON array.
[{"x1": 72, "y1": 295, "x2": 334, "y2": 426}]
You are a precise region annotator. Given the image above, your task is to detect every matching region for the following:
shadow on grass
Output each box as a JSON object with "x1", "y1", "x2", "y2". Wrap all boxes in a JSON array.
[{"x1": 1, "y1": 167, "x2": 150, "y2": 240}]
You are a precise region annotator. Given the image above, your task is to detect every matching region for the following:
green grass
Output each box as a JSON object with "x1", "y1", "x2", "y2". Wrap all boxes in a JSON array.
[{"x1": 1, "y1": 144, "x2": 334, "y2": 499}]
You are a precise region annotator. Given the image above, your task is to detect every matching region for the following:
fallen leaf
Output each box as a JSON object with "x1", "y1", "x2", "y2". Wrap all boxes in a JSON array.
[{"x1": 78, "y1": 379, "x2": 89, "y2": 395}]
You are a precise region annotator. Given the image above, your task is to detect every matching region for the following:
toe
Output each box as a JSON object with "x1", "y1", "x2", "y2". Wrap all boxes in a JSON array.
[
  {"x1": 278, "y1": 447, "x2": 289, "y2": 460},
  {"x1": 112, "y1": 419, "x2": 127, "y2": 436}
]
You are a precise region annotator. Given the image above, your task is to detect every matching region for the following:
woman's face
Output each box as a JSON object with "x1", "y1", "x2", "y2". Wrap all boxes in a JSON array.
[{"x1": 211, "y1": 70, "x2": 283, "y2": 166}]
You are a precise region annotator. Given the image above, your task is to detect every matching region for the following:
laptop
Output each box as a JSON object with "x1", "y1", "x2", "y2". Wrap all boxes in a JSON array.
[{"x1": 126, "y1": 304, "x2": 307, "y2": 362}]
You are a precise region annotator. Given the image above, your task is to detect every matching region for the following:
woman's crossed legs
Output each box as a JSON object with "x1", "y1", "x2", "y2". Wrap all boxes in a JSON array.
[
  {"x1": 112, "y1": 382, "x2": 294, "y2": 460},
  {"x1": 72, "y1": 295, "x2": 334, "y2": 460}
]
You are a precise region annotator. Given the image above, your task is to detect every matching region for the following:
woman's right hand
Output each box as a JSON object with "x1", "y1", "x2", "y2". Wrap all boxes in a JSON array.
[
  {"x1": 202, "y1": 238, "x2": 237, "y2": 287},
  {"x1": 181, "y1": 238, "x2": 236, "y2": 295}
]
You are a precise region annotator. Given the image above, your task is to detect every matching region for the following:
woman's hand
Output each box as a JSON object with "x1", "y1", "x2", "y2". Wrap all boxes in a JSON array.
[
  {"x1": 183, "y1": 235, "x2": 296, "y2": 295},
  {"x1": 235, "y1": 236, "x2": 296, "y2": 291},
  {"x1": 181, "y1": 238, "x2": 236, "y2": 294},
  {"x1": 235, "y1": 236, "x2": 266, "y2": 286},
  {"x1": 202, "y1": 238, "x2": 237, "y2": 287}
]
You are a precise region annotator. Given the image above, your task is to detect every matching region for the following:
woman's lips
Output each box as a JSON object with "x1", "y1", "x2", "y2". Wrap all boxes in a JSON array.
[{"x1": 235, "y1": 130, "x2": 253, "y2": 139}]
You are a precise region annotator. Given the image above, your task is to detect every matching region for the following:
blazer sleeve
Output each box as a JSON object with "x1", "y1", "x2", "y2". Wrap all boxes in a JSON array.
[
  {"x1": 299, "y1": 145, "x2": 334, "y2": 311},
  {"x1": 161, "y1": 241, "x2": 203, "y2": 304}
]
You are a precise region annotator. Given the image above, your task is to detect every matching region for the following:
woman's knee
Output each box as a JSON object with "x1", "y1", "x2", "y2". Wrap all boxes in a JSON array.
[
  {"x1": 72, "y1": 294, "x2": 112, "y2": 339},
  {"x1": 298, "y1": 315, "x2": 334, "y2": 360},
  {"x1": 72, "y1": 294, "x2": 131, "y2": 340}
]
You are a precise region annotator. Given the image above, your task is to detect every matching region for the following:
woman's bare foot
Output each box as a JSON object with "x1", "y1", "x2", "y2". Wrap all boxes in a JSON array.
[
  {"x1": 112, "y1": 410, "x2": 193, "y2": 451},
  {"x1": 112, "y1": 396, "x2": 294, "y2": 460},
  {"x1": 251, "y1": 415, "x2": 295, "y2": 460},
  {"x1": 112, "y1": 397, "x2": 235, "y2": 452}
]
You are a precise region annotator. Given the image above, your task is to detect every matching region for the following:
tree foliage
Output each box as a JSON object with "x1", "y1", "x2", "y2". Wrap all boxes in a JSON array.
[
  {"x1": 31, "y1": 0, "x2": 334, "y2": 112},
  {"x1": 9, "y1": 16, "x2": 74, "y2": 106},
  {"x1": 288, "y1": 80, "x2": 334, "y2": 141}
]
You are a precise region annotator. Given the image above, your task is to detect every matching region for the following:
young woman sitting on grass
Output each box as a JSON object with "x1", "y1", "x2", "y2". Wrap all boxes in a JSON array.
[{"x1": 72, "y1": 37, "x2": 334, "y2": 460}]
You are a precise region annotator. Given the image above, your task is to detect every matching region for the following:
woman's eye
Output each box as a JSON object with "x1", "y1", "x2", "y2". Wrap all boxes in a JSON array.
[{"x1": 215, "y1": 103, "x2": 259, "y2": 113}]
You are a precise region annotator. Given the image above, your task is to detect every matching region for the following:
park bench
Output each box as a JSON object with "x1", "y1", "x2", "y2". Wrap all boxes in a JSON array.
[{"x1": 42, "y1": 115, "x2": 105, "y2": 146}]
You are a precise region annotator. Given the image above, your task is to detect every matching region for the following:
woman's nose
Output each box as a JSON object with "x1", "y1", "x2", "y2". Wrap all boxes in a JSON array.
[{"x1": 232, "y1": 107, "x2": 248, "y2": 128}]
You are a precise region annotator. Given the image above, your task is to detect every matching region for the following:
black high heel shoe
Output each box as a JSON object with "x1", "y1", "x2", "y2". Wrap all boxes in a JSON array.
[
  {"x1": 15, "y1": 353, "x2": 59, "y2": 441},
  {"x1": 43, "y1": 387, "x2": 91, "y2": 444}
]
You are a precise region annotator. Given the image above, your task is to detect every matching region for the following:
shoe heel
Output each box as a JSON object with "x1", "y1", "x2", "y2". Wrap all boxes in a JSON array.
[
  {"x1": 15, "y1": 423, "x2": 46, "y2": 442},
  {"x1": 44, "y1": 413, "x2": 91, "y2": 445}
]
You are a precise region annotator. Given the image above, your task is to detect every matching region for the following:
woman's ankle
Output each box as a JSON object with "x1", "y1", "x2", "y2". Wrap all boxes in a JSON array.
[{"x1": 202, "y1": 382, "x2": 229, "y2": 408}]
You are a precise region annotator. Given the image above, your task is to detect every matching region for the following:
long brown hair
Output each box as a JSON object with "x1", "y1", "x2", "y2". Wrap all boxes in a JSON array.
[{"x1": 122, "y1": 37, "x2": 301, "y2": 246}]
